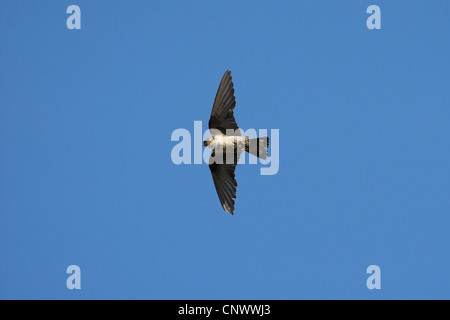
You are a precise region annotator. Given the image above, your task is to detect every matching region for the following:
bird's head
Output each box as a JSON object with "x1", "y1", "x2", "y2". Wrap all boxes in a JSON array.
[{"x1": 203, "y1": 136, "x2": 214, "y2": 147}]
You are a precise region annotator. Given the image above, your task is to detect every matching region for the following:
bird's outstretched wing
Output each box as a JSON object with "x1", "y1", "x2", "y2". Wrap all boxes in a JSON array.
[
  {"x1": 209, "y1": 154, "x2": 237, "y2": 215},
  {"x1": 208, "y1": 70, "x2": 240, "y2": 135}
]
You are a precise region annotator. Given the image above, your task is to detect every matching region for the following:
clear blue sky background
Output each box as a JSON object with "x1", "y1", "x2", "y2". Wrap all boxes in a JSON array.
[{"x1": 1, "y1": 1, "x2": 449, "y2": 299}]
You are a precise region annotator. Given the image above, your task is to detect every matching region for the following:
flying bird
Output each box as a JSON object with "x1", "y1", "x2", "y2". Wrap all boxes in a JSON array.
[{"x1": 203, "y1": 70, "x2": 269, "y2": 215}]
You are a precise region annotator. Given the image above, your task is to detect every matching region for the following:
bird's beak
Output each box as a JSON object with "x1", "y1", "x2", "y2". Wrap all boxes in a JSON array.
[{"x1": 203, "y1": 141, "x2": 207, "y2": 147}]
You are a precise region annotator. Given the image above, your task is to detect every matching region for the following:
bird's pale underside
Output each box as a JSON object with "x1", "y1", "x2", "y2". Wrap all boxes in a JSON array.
[{"x1": 204, "y1": 71, "x2": 269, "y2": 215}]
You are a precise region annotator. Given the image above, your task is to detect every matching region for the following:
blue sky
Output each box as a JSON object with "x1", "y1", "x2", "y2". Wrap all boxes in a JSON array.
[{"x1": 1, "y1": 1, "x2": 449, "y2": 299}]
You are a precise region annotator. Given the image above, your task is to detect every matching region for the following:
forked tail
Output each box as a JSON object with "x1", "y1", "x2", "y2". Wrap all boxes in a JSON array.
[{"x1": 245, "y1": 137, "x2": 270, "y2": 160}]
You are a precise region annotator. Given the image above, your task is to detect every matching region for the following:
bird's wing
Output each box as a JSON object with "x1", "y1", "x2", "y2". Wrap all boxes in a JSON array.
[
  {"x1": 208, "y1": 70, "x2": 241, "y2": 135},
  {"x1": 209, "y1": 154, "x2": 238, "y2": 215}
]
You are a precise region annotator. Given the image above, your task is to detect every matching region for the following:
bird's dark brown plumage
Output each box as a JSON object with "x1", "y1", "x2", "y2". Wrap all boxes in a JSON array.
[
  {"x1": 206, "y1": 71, "x2": 269, "y2": 215},
  {"x1": 208, "y1": 70, "x2": 239, "y2": 135},
  {"x1": 208, "y1": 71, "x2": 239, "y2": 214}
]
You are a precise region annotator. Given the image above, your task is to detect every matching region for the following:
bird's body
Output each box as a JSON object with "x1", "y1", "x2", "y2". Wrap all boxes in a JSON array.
[
  {"x1": 204, "y1": 134, "x2": 246, "y2": 154},
  {"x1": 204, "y1": 71, "x2": 269, "y2": 215}
]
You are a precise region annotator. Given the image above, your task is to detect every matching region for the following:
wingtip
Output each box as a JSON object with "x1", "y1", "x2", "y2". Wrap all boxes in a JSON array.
[{"x1": 223, "y1": 204, "x2": 234, "y2": 215}]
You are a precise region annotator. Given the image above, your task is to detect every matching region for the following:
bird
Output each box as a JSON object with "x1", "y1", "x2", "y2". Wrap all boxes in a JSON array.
[{"x1": 203, "y1": 70, "x2": 269, "y2": 215}]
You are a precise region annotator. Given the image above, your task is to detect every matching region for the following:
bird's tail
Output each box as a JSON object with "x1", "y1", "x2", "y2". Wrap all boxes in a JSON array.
[{"x1": 245, "y1": 137, "x2": 269, "y2": 160}]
